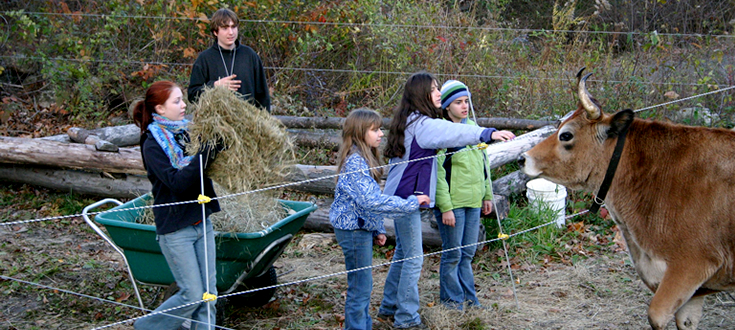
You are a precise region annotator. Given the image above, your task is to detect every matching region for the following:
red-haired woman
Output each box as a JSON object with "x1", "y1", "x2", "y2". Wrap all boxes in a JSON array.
[{"x1": 132, "y1": 80, "x2": 220, "y2": 330}]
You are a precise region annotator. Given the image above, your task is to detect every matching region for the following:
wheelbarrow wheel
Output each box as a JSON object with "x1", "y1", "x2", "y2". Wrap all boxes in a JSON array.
[{"x1": 228, "y1": 266, "x2": 278, "y2": 307}]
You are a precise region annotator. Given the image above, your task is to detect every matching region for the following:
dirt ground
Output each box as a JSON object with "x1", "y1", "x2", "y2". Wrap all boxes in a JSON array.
[
  {"x1": 2, "y1": 217, "x2": 735, "y2": 330},
  {"x1": 267, "y1": 236, "x2": 735, "y2": 330}
]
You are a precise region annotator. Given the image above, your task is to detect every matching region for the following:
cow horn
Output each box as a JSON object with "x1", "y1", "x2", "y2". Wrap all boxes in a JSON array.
[
  {"x1": 576, "y1": 67, "x2": 586, "y2": 83},
  {"x1": 577, "y1": 71, "x2": 601, "y2": 120}
]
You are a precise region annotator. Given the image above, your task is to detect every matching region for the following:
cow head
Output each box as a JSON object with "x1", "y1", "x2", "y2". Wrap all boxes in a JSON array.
[{"x1": 522, "y1": 68, "x2": 634, "y2": 192}]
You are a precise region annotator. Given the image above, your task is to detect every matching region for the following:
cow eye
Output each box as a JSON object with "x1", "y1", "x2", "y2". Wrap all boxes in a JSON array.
[{"x1": 559, "y1": 132, "x2": 573, "y2": 142}]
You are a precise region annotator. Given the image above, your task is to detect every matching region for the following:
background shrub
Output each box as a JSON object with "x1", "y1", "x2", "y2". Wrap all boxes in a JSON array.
[{"x1": 0, "y1": 0, "x2": 733, "y2": 125}]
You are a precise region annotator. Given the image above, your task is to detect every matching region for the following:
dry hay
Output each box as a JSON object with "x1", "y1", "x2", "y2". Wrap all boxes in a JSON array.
[
  {"x1": 187, "y1": 86, "x2": 294, "y2": 191},
  {"x1": 185, "y1": 86, "x2": 295, "y2": 233},
  {"x1": 208, "y1": 184, "x2": 291, "y2": 233},
  {"x1": 139, "y1": 184, "x2": 290, "y2": 233},
  {"x1": 140, "y1": 86, "x2": 297, "y2": 233}
]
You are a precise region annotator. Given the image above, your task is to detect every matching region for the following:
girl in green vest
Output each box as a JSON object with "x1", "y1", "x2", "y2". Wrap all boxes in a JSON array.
[{"x1": 434, "y1": 80, "x2": 514, "y2": 309}]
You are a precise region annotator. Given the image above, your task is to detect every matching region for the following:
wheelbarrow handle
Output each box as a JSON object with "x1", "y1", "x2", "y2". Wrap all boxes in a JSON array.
[
  {"x1": 82, "y1": 198, "x2": 146, "y2": 310},
  {"x1": 82, "y1": 199, "x2": 124, "y2": 249}
]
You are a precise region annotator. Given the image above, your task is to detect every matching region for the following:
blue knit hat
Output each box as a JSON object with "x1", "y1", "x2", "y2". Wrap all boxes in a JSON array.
[{"x1": 440, "y1": 80, "x2": 470, "y2": 109}]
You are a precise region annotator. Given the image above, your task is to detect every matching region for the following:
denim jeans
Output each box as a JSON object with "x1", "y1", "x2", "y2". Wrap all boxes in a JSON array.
[
  {"x1": 434, "y1": 207, "x2": 481, "y2": 308},
  {"x1": 134, "y1": 221, "x2": 217, "y2": 330},
  {"x1": 379, "y1": 210, "x2": 423, "y2": 328},
  {"x1": 334, "y1": 228, "x2": 375, "y2": 330}
]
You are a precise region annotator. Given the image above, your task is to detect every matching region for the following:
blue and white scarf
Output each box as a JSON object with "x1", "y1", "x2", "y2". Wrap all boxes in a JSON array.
[{"x1": 148, "y1": 113, "x2": 194, "y2": 169}]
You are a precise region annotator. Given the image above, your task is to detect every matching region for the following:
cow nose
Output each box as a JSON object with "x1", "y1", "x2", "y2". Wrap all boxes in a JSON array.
[{"x1": 517, "y1": 155, "x2": 526, "y2": 167}]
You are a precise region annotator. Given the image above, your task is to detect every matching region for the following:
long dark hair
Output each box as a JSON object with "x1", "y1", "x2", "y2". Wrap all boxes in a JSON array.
[
  {"x1": 336, "y1": 108, "x2": 384, "y2": 182},
  {"x1": 383, "y1": 71, "x2": 440, "y2": 159},
  {"x1": 132, "y1": 80, "x2": 179, "y2": 134}
]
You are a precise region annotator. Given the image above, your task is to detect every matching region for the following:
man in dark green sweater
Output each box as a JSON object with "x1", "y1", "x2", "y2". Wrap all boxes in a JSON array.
[{"x1": 188, "y1": 8, "x2": 271, "y2": 112}]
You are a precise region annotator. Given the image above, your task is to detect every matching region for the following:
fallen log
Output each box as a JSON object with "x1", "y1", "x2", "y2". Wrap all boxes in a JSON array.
[
  {"x1": 0, "y1": 160, "x2": 528, "y2": 203},
  {"x1": 5, "y1": 126, "x2": 552, "y2": 195},
  {"x1": 286, "y1": 129, "x2": 341, "y2": 150},
  {"x1": 303, "y1": 195, "x2": 510, "y2": 247},
  {"x1": 275, "y1": 115, "x2": 553, "y2": 131},
  {"x1": 0, "y1": 164, "x2": 150, "y2": 199},
  {"x1": 45, "y1": 125, "x2": 343, "y2": 150},
  {"x1": 492, "y1": 170, "x2": 531, "y2": 197},
  {"x1": 67, "y1": 125, "x2": 141, "y2": 147},
  {"x1": 302, "y1": 198, "x2": 443, "y2": 246},
  {"x1": 44, "y1": 115, "x2": 554, "y2": 148},
  {"x1": 0, "y1": 137, "x2": 146, "y2": 175},
  {"x1": 484, "y1": 125, "x2": 556, "y2": 167},
  {"x1": 284, "y1": 164, "x2": 338, "y2": 194},
  {"x1": 475, "y1": 117, "x2": 555, "y2": 131},
  {"x1": 2, "y1": 138, "x2": 340, "y2": 194}
]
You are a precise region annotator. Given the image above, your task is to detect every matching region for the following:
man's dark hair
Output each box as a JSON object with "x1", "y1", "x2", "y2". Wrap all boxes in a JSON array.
[{"x1": 210, "y1": 8, "x2": 239, "y2": 36}]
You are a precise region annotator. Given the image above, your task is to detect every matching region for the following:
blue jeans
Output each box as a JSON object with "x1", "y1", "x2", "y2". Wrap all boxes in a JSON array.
[
  {"x1": 379, "y1": 210, "x2": 423, "y2": 328},
  {"x1": 334, "y1": 228, "x2": 374, "y2": 330},
  {"x1": 434, "y1": 207, "x2": 481, "y2": 308},
  {"x1": 135, "y1": 221, "x2": 217, "y2": 330}
]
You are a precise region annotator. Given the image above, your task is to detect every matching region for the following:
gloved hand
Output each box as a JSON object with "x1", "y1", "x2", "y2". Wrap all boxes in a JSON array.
[
  {"x1": 200, "y1": 144, "x2": 218, "y2": 169},
  {"x1": 214, "y1": 138, "x2": 228, "y2": 153},
  {"x1": 201, "y1": 138, "x2": 228, "y2": 169}
]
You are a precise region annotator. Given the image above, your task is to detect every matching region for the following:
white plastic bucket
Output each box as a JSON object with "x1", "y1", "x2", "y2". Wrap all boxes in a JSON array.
[{"x1": 526, "y1": 178, "x2": 567, "y2": 228}]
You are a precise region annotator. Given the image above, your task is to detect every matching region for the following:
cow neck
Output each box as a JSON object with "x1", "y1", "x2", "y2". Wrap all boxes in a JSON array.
[{"x1": 589, "y1": 121, "x2": 631, "y2": 214}]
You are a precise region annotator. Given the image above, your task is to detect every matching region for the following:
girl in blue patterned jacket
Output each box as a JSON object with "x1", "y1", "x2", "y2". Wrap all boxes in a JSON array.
[{"x1": 330, "y1": 109, "x2": 430, "y2": 330}]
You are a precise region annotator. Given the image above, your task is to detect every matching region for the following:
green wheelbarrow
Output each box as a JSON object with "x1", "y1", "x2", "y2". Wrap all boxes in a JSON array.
[{"x1": 82, "y1": 193, "x2": 317, "y2": 310}]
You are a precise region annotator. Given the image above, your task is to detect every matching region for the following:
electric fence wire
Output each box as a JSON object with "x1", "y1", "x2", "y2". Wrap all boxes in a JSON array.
[
  {"x1": 3, "y1": 11, "x2": 735, "y2": 39},
  {"x1": 0, "y1": 275, "x2": 237, "y2": 330},
  {"x1": 2, "y1": 84, "x2": 734, "y2": 228},
  {"x1": 0, "y1": 84, "x2": 732, "y2": 329},
  {"x1": 91, "y1": 208, "x2": 583, "y2": 330},
  {"x1": 0, "y1": 54, "x2": 725, "y2": 88}
]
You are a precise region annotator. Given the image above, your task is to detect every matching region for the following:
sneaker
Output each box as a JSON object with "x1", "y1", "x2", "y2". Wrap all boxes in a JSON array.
[
  {"x1": 377, "y1": 312, "x2": 395, "y2": 322},
  {"x1": 467, "y1": 303, "x2": 487, "y2": 310},
  {"x1": 401, "y1": 323, "x2": 428, "y2": 329}
]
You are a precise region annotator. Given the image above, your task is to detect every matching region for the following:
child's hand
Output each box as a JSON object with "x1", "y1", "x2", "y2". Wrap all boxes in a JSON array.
[
  {"x1": 482, "y1": 200, "x2": 493, "y2": 215},
  {"x1": 491, "y1": 130, "x2": 516, "y2": 141},
  {"x1": 374, "y1": 234, "x2": 387, "y2": 246},
  {"x1": 416, "y1": 195, "x2": 431, "y2": 206},
  {"x1": 442, "y1": 211, "x2": 456, "y2": 227}
]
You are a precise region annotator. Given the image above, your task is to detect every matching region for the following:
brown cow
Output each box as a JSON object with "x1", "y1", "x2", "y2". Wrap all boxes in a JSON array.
[{"x1": 522, "y1": 68, "x2": 735, "y2": 330}]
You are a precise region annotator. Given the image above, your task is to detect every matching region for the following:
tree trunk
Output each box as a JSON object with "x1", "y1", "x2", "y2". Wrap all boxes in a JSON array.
[
  {"x1": 0, "y1": 164, "x2": 150, "y2": 198},
  {"x1": 67, "y1": 125, "x2": 141, "y2": 147},
  {"x1": 474, "y1": 117, "x2": 554, "y2": 131},
  {"x1": 284, "y1": 164, "x2": 338, "y2": 194},
  {"x1": 492, "y1": 170, "x2": 531, "y2": 197},
  {"x1": 485, "y1": 125, "x2": 556, "y2": 167},
  {"x1": 4, "y1": 126, "x2": 554, "y2": 194},
  {"x1": 274, "y1": 115, "x2": 553, "y2": 131},
  {"x1": 43, "y1": 116, "x2": 554, "y2": 148},
  {"x1": 302, "y1": 198, "x2": 444, "y2": 246},
  {"x1": 0, "y1": 137, "x2": 146, "y2": 175},
  {"x1": 302, "y1": 195, "x2": 510, "y2": 247},
  {"x1": 285, "y1": 129, "x2": 341, "y2": 150}
]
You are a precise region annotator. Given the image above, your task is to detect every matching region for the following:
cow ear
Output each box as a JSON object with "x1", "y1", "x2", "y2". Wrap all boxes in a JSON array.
[{"x1": 607, "y1": 109, "x2": 635, "y2": 138}]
